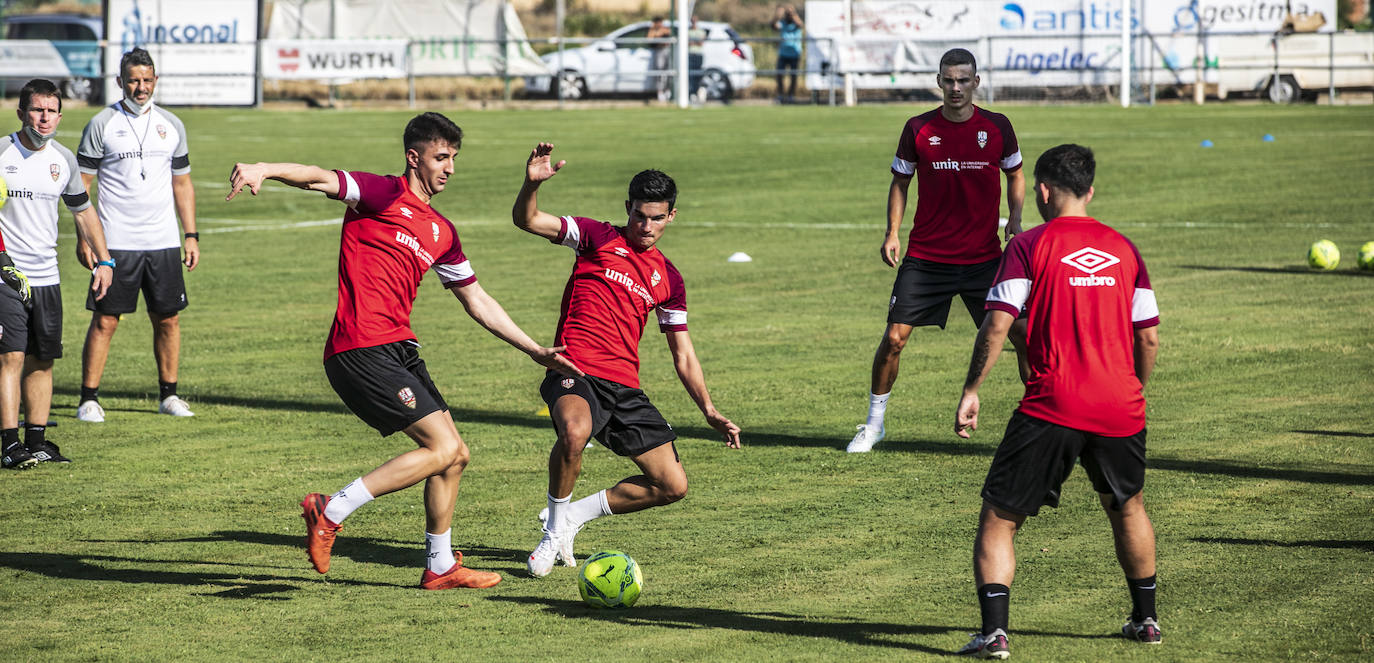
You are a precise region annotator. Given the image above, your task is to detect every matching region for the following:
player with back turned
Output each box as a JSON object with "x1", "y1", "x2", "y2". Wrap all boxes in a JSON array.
[
  {"x1": 227, "y1": 113, "x2": 581, "y2": 590},
  {"x1": 953, "y1": 144, "x2": 1162, "y2": 658}
]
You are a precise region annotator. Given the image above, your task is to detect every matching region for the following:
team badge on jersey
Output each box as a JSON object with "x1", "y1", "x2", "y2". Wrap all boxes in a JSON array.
[
  {"x1": 928, "y1": 135, "x2": 942, "y2": 146},
  {"x1": 431, "y1": 222, "x2": 440, "y2": 242},
  {"x1": 156, "y1": 124, "x2": 167, "y2": 140},
  {"x1": 50, "y1": 163, "x2": 60, "y2": 181},
  {"x1": 561, "y1": 378, "x2": 575, "y2": 389},
  {"x1": 977, "y1": 131, "x2": 988, "y2": 149},
  {"x1": 398, "y1": 387, "x2": 417, "y2": 409},
  {"x1": 651, "y1": 269, "x2": 661, "y2": 287}
]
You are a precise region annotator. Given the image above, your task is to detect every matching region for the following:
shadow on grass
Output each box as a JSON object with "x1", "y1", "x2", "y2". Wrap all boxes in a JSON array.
[
  {"x1": 1180, "y1": 264, "x2": 1374, "y2": 278},
  {"x1": 1291, "y1": 429, "x2": 1374, "y2": 438},
  {"x1": 1147, "y1": 457, "x2": 1373, "y2": 486},
  {"x1": 1190, "y1": 537, "x2": 1374, "y2": 552},
  {"x1": 489, "y1": 595, "x2": 1119, "y2": 653},
  {"x1": 0, "y1": 551, "x2": 397, "y2": 600},
  {"x1": 81, "y1": 530, "x2": 530, "y2": 571}
]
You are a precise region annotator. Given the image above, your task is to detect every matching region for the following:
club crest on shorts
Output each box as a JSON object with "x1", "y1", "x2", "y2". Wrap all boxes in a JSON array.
[
  {"x1": 977, "y1": 131, "x2": 988, "y2": 149},
  {"x1": 50, "y1": 163, "x2": 60, "y2": 181},
  {"x1": 561, "y1": 378, "x2": 575, "y2": 389},
  {"x1": 398, "y1": 387, "x2": 417, "y2": 409}
]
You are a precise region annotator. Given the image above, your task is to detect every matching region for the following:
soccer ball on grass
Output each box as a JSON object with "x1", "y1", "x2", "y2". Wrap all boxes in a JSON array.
[
  {"x1": 1358, "y1": 241, "x2": 1374, "y2": 271},
  {"x1": 1307, "y1": 240, "x2": 1339, "y2": 270},
  {"x1": 578, "y1": 550, "x2": 643, "y2": 608}
]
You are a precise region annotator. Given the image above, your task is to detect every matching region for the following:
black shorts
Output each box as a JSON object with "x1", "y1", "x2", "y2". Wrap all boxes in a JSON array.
[
  {"x1": 887, "y1": 256, "x2": 1000, "y2": 328},
  {"x1": 0, "y1": 284, "x2": 62, "y2": 359},
  {"x1": 324, "y1": 342, "x2": 448, "y2": 437},
  {"x1": 87, "y1": 248, "x2": 188, "y2": 315},
  {"x1": 777, "y1": 55, "x2": 800, "y2": 71},
  {"x1": 981, "y1": 410, "x2": 1147, "y2": 516},
  {"x1": 540, "y1": 371, "x2": 677, "y2": 458}
]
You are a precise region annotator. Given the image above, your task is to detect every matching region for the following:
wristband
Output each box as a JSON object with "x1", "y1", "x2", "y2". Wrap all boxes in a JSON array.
[
  {"x1": 184, "y1": 232, "x2": 199, "y2": 240},
  {"x1": 97, "y1": 259, "x2": 116, "y2": 268}
]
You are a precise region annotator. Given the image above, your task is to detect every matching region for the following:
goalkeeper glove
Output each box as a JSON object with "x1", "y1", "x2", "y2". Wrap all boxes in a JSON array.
[{"x1": 0, "y1": 251, "x2": 32, "y2": 307}]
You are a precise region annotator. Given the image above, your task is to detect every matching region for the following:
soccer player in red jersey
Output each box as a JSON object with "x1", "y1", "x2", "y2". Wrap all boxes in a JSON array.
[
  {"x1": 953, "y1": 145, "x2": 1162, "y2": 658},
  {"x1": 512, "y1": 142, "x2": 741, "y2": 578},
  {"x1": 226, "y1": 113, "x2": 580, "y2": 590},
  {"x1": 848, "y1": 48, "x2": 1027, "y2": 453}
]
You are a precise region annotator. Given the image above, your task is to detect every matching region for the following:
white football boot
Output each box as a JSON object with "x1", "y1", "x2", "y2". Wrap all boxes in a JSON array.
[
  {"x1": 527, "y1": 511, "x2": 579, "y2": 577},
  {"x1": 76, "y1": 400, "x2": 105, "y2": 423},
  {"x1": 158, "y1": 396, "x2": 195, "y2": 417},
  {"x1": 846, "y1": 424, "x2": 885, "y2": 453}
]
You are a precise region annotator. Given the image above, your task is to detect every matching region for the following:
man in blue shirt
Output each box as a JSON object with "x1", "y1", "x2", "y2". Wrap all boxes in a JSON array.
[{"x1": 773, "y1": 4, "x2": 805, "y2": 103}]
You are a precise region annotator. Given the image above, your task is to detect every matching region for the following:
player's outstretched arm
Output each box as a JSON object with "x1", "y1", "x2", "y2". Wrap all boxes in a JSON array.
[
  {"x1": 956, "y1": 309, "x2": 1014, "y2": 438},
  {"x1": 512, "y1": 143, "x2": 566, "y2": 240},
  {"x1": 226, "y1": 162, "x2": 339, "y2": 201},
  {"x1": 665, "y1": 330, "x2": 742, "y2": 449},
  {"x1": 450, "y1": 281, "x2": 583, "y2": 377}
]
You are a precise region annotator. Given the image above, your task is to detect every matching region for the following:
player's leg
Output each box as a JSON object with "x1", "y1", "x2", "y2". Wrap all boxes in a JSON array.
[
  {"x1": 79, "y1": 250, "x2": 140, "y2": 422},
  {"x1": 1082, "y1": 426, "x2": 1160, "y2": 643},
  {"x1": 608, "y1": 441, "x2": 688, "y2": 513},
  {"x1": 144, "y1": 248, "x2": 191, "y2": 416},
  {"x1": 21, "y1": 284, "x2": 65, "y2": 461},
  {"x1": 529, "y1": 374, "x2": 604, "y2": 576},
  {"x1": 0, "y1": 289, "x2": 37, "y2": 470}
]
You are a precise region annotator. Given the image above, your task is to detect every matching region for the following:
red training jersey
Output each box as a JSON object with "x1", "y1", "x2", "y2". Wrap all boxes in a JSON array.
[
  {"x1": 986, "y1": 216, "x2": 1159, "y2": 436},
  {"x1": 551, "y1": 216, "x2": 687, "y2": 388},
  {"x1": 891, "y1": 106, "x2": 1022, "y2": 264},
  {"x1": 323, "y1": 170, "x2": 476, "y2": 360}
]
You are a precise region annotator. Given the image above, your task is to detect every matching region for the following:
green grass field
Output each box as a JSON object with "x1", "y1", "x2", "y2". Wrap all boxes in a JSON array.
[{"x1": 1, "y1": 102, "x2": 1371, "y2": 661}]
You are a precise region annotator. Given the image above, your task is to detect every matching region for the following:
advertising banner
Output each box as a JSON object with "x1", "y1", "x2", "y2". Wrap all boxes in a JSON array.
[
  {"x1": 261, "y1": 40, "x2": 410, "y2": 80},
  {"x1": 103, "y1": 0, "x2": 260, "y2": 106},
  {"x1": 0, "y1": 41, "x2": 73, "y2": 79}
]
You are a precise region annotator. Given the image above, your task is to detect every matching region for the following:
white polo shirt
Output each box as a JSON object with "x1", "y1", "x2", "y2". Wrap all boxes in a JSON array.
[
  {"x1": 0, "y1": 133, "x2": 92, "y2": 286},
  {"x1": 77, "y1": 102, "x2": 189, "y2": 251}
]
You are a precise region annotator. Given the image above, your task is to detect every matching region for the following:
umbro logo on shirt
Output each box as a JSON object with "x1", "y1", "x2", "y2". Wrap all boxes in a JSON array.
[
  {"x1": 613, "y1": 247, "x2": 629, "y2": 257},
  {"x1": 1061, "y1": 247, "x2": 1121, "y2": 287},
  {"x1": 928, "y1": 135, "x2": 942, "y2": 145},
  {"x1": 399, "y1": 207, "x2": 413, "y2": 218}
]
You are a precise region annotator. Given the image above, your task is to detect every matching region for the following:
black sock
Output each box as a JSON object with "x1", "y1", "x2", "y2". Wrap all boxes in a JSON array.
[
  {"x1": 977, "y1": 583, "x2": 1011, "y2": 635},
  {"x1": 24, "y1": 425, "x2": 45, "y2": 447},
  {"x1": 2, "y1": 428, "x2": 19, "y2": 451},
  {"x1": 159, "y1": 381, "x2": 177, "y2": 401},
  {"x1": 1127, "y1": 575, "x2": 1157, "y2": 622},
  {"x1": 80, "y1": 386, "x2": 99, "y2": 403}
]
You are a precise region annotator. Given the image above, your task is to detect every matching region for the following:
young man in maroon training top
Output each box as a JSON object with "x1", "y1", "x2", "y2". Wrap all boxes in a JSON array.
[
  {"x1": 226, "y1": 113, "x2": 580, "y2": 590},
  {"x1": 513, "y1": 142, "x2": 741, "y2": 578},
  {"x1": 849, "y1": 47, "x2": 1026, "y2": 453},
  {"x1": 953, "y1": 144, "x2": 1162, "y2": 658}
]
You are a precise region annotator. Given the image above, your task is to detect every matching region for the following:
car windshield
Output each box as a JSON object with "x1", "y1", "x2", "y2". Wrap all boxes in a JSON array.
[{"x1": 616, "y1": 27, "x2": 650, "y2": 49}]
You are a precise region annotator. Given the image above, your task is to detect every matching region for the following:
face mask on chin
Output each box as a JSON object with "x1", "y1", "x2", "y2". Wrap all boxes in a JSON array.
[
  {"x1": 121, "y1": 96, "x2": 154, "y2": 115},
  {"x1": 22, "y1": 125, "x2": 55, "y2": 150}
]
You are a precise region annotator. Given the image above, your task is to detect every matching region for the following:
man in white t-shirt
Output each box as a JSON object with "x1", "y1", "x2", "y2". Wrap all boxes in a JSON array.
[
  {"x1": 0, "y1": 79, "x2": 115, "y2": 469},
  {"x1": 75, "y1": 47, "x2": 199, "y2": 422}
]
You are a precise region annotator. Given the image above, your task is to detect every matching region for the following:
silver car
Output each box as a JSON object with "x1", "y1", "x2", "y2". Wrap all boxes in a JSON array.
[{"x1": 526, "y1": 21, "x2": 755, "y2": 101}]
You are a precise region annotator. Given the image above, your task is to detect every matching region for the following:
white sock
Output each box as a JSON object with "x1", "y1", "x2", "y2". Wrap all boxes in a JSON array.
[
  {"x1": 324, "y1": 477, "x2": 374, "y2": 524},
  {"x1": 565, "y1": 490, "x2": 612, "y2": 529},
  {"x1": 546, "y1": 493, "x2": 571, "y2": 531},
  {"x1": 866, "y1": 392, "x2": 890, "y2": 430},
  {"x1": 425, "y1": 529, "x2": 456, "y2": 573}
]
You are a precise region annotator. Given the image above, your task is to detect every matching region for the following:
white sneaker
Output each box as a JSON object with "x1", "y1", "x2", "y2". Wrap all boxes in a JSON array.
[
  {"x1": 76, "y1": 400, "x2": 105, "y2": 423},
  {"x1": 158, "y1": 396, "x2": 194, "y2": 417},
  {"x1": 846, "y1": 424, "x2": 885, "y2": 453},
  {"x1": 527, "y1": 515, "x2": 579, "y2": 577}
]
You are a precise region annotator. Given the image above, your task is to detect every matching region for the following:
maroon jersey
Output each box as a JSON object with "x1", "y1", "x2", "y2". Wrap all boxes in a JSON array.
[
  {"x1": 551, "y1": 216, "x2": 687, "y2": 388},
  {"x1": 891, "y1": 106, "x2": 1022, "y2": 264},
  {"x1": 985, "y1": 216, "x2": 1159, "y2": 436},
  {"x1": 323, "y1": 170, "x2": 475, "y2": 360}
]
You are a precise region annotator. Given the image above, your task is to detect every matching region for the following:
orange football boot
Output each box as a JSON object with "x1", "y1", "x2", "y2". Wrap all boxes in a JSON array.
[
  {"x1": 301, "y1": 493, "x2": 342, "y2": 573},
  {"x1": 420, "y1": 551, "x2": 502, "y2": 590}
]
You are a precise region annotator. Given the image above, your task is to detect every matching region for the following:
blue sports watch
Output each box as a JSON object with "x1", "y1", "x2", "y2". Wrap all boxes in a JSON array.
[{"x1": 97, "y1": 259, "x2": 116, "y2": 269}]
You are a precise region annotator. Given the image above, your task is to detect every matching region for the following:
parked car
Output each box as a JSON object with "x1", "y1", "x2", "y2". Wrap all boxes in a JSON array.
[
  {"x1": 526, "y1": 21, "x2": 755, "y2": 101},
  {"x1": 1, "y1": 13, "x2": 103, "y2": 103}
]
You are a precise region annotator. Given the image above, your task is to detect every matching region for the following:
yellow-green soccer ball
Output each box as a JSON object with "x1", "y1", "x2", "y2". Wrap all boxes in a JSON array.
[
  {"x1": 578, "y1": 550, "x2": 643, "y2": 608},
  {"x1": 1358, "y1": 241, "x2": 1374, "y2": 271},
  {"x1": 1307, "y1": 240, "x2": 1339, "y2": 270},
  {"x1": 0, "y1": 174, "x2": 8, "y2": 210}
]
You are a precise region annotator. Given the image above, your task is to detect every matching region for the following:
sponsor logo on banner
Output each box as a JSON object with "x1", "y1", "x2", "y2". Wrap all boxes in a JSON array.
[
  {"x1": 1168, "y1": 0, "x2": 1321, "y2": 31},
  {"x1": 278, "y1": 48, "x2": 300, "y2": 73},
  {"x1": 50, "y1": 163, "x2": 60, "y2": 181},
  {"x1": 998, "y1": 1, "x2": 1136, "y2": 33},
  {"x1": 398, "y1": 387, "x2": 417, "y2": 409}
]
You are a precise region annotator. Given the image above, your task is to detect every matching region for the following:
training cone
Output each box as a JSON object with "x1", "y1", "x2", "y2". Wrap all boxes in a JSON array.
[
  {"x1": 1262, "y1": 134, "x2": 1275, "y2": 142},
  {"x1": 727, "y1": 252, "x2": 753, "y2": 263},
  {"x1": 1200, "y1": 140, "x2": 1214, "y2": 148},
  {"x1": 537, "y1": 405, "x2": 550, "y2": 416}
]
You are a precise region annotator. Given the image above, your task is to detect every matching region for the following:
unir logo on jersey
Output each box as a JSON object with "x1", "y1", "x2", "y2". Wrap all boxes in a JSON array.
[
  {"x1": 50, "y1": 163, "x2": 60, "y2": 181},
  {"x1": 977, "y1": 131, "x2": 988, "y2": 149},
  {"x1": 398, "y1": 387, "x2": 417, "y2": 409}
]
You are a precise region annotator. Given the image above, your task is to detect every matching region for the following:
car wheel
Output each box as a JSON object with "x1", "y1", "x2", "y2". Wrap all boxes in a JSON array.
[
  {"x1": 62, "y1": 77, "x2": 96, "y2": 103},
  {"x1": 1265, "y1": 74, "x2": 1300, "y2": 104},
  {"x1": 554, "y1": 71, "x2": 587, "y2": 100},
  {"x1": 697, "y1": 69, "x2": 733, "y2": 102}
]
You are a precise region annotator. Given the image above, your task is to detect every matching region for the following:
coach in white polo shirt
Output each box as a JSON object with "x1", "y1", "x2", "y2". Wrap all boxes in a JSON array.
[
  {"x1": 76, "y1": 47, "x2": 199, "y2": 422},
  {"x1": 0, "y1": 79, "x2": 115, "y2": 468}
]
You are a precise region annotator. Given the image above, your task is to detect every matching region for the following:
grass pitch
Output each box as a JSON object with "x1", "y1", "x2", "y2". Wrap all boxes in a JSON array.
[{"x1": 0, "y1": 102, "x2": 1370, "y2": 661}]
